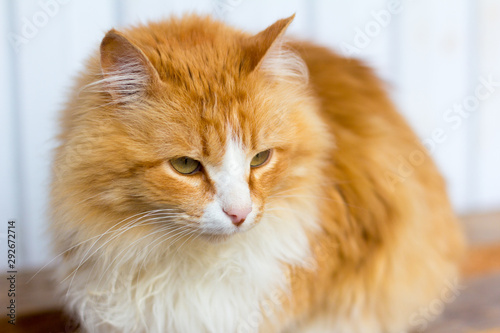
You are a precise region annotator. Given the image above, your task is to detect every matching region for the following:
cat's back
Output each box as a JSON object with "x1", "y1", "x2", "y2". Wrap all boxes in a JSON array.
[
  {"x1": 292, "y1": 41, "x2": 412, "y2": 139},
  {"x1": 286, "y1": 41, "x2": 464, "y2": 333}
]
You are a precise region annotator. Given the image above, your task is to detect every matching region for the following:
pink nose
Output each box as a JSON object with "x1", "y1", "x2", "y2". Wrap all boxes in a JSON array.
[{"x1": 223, "y1": 206, "x2": 252, "y2": 227}]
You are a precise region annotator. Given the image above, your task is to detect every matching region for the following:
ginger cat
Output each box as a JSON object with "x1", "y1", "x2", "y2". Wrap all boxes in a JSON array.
[{"x1": 50, "y1": 14, "x2": 464, "y2": 333}]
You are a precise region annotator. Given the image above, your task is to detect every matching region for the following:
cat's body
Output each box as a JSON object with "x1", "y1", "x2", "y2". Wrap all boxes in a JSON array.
[{"x1": 51, "y1": 15, "x2": 464, "y2": 333}]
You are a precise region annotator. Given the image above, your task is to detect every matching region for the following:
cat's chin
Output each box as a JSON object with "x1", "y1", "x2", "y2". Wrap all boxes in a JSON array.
[
  {"x1": 198, "y1": 227, "x2": 256, "y2": 243},
  {"x1": 198, "y1": 232, "x2": 235, "y2": 243},
  {"x1": 196, "y1": 222, "x2": 257, "y2": 243}
]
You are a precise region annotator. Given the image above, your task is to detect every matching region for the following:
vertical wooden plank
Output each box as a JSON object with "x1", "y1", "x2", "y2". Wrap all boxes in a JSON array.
[
  {"x1": 11, "y1": 0, "x2": 71, "y2": 268},
  {"x1": 476, "y1": 0, "x2": 500, "y2": 211},
  {"x1": 394, "y1": 0, "x2": 471, "y2": 213},
  {"x1": 61, "y1": 0, "x2": 116, "y2": 75},
  {"x1": 222, "y1": 0, "x2": 310, "y2": 38},
  {"x1": 0, "y1": 0, "x2": 20, "y2": 271},
  {"x1": 120, "y1": 0, "x2": 308, "y2": 37},
  {"x1": 11, "y1": 0, "x2": 116, "y2": 268},
  {"x1": 311, "y1": 0, "x2": 395, "y2": 83},
  {"x1": 120, "y1": 0, "x2": 213, "y2": 26}
]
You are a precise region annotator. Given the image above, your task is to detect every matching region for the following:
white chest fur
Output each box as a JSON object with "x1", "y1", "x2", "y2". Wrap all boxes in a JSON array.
[{"x1": 65, "y1": 202, "x2": 317, "y2": 333}]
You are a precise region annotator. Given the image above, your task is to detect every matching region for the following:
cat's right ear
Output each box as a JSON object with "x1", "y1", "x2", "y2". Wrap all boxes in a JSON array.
[{"x1": 100, "y1": 29, "x2": 161, "y2": 103}]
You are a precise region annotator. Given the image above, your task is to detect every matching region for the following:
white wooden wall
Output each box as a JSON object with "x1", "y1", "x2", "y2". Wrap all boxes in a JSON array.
[{"x1": 1, "y1": 0, "x2": 499, "y2": 269}]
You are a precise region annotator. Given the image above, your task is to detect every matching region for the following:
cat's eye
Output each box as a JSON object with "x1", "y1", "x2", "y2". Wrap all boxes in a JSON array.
[
  {"x1": 170, "y1": 157, "x2": 201, "y2": 175},
  {"x1": 251, "y1": 149, "x2": 271, "y2": 168}
]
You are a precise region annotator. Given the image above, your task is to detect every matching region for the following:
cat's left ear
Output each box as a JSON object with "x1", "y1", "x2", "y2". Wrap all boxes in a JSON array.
[
  {"x1": 241, "y1": 14, "x2": 308, "y2": 83},
  {"x1": 100, "y1": 29, "x2": 162, "y2": 103}
]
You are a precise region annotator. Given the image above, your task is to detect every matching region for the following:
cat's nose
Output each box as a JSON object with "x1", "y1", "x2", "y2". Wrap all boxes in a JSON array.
[{"x1": 224, "y1": 206, "x2": 252, "y2": 227}]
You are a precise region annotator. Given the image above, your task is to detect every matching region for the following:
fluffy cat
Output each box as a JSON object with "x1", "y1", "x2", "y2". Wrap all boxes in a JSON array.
[{"x1": 50, "y1": 14, "x2": 464, "y2": 333}]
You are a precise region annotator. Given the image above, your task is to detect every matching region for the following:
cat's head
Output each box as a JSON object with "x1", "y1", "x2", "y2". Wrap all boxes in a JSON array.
[{"x1": 55, "y1": 15, "x2": 330, "y2": 242}]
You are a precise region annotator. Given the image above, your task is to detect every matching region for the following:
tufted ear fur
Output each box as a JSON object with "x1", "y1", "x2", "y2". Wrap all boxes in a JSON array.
[
  {"x1": 99, "y1": 29, "x2": 161, "y2": 103},
  {"x1": 241, "y1": 14, "x2": 308, "y2": 83}
]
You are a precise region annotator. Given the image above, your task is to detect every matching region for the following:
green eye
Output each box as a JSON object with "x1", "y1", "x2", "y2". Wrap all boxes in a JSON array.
[
  {"x1": 251, "y1": 149, "x2": 271, "y2": 168},
  {"x1": 170, "y1": 157, "x2": 201, "y2": 174}
]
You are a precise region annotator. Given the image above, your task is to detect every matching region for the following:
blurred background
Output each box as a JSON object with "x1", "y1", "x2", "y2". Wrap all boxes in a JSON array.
[{"x1": 0, "y1": 0, "x2": 499, "y2": 270}]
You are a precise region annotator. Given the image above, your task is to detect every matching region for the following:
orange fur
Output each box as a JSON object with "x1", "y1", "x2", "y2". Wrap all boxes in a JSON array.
[{"x1": 51, "y1": 14, "x2": 464, "y2": 333}]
